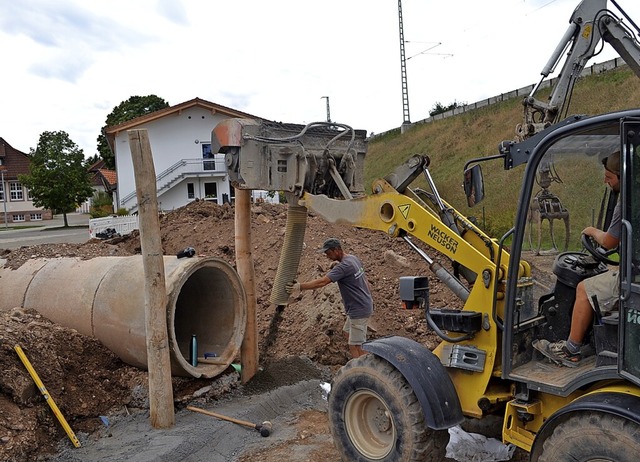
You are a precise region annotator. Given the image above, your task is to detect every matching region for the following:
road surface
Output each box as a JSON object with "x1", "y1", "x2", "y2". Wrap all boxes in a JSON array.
[{"x1": 0, "y1": 213, "x2": 90, "y2": 250}]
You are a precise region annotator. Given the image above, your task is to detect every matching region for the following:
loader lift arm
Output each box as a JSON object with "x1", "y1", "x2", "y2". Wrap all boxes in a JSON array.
[{"x1": 516, "y1": 0, "x2": 640, "y2": 141}]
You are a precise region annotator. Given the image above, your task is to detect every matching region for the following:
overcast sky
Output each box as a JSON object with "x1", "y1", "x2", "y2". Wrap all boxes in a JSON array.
[{"x1": 2, "y1": 0, "x2": 639, "y2": 158}]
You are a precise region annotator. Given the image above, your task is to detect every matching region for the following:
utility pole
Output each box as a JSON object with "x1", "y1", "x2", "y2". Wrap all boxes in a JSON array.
[
  {"x1": 321, "y1": 96, "x2": 331, "y2": 123},
  {"x1": 398, "y1": 0, "x2": 411, "y2": 133}
]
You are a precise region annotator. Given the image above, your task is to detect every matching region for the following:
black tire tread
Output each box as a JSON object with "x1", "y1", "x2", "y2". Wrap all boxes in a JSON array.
[
  {"x1": 538, "y1": 412, "x2": 640, "y2": 462},
  {"x1": 329, "y1": 354, "x2": 448, "y2": 462}
]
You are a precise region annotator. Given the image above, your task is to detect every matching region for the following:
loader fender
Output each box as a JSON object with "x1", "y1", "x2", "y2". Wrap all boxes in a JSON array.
[
  {"x1": 530, "y1": 392, "x2": 640, "y2": 461},
  {"x1": 362, "y1": 335, "x2": 463, "y2": 430}
]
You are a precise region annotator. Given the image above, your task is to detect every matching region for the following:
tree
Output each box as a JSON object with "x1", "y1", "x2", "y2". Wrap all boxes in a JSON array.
[
  {"x1": 429, "y1": 100, "x2": 466, "y2": 117},
  {"x1": 97, "y1": 95, "x2": 170, "y2": 168},
  {"x1": 19, "y1": 131, "x2": 94, "y2": 227},
  {"x1": 84, "y1": 153, "x2": 101, "y2": 167}
]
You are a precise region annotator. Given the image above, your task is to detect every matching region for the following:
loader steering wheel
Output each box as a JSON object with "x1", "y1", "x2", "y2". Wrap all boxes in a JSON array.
[{"x1": 581, "y1": 233, "x2": 619, "y2": 266}]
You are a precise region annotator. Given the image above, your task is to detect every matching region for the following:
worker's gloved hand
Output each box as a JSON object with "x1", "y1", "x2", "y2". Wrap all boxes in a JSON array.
[{"x1": 285, "y1": 282, "x2": 301, "y2": 297}]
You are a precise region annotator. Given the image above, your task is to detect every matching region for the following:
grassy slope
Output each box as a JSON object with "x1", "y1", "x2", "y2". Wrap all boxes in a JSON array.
[{"x1": 365, "y1": 67, "x2": 640, "y2": 243}]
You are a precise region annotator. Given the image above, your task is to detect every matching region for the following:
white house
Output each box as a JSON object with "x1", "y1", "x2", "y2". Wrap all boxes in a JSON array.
[{"x1": 105, "y1": 97, "x2": 273, "y2": 213}]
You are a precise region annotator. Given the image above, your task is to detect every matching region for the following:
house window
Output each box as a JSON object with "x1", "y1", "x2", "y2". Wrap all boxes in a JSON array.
[
  {"x1": 187, "y1": 183, "x2": 195, "y2": 199},
  {"x1": 10, "y1": 182, "x2": 23, "y2": 201},
  {"x1": 0, "y1": 182, "x2": 3, "y2": 201},
  {"x1": 30, "y1": 213, "x2": 42, "y2": 221},
  {"x1": 204, "y1": 182, "x2": 217, "y2": 200},
  {"x1": 12, "y1": 214, "x2": 25, "y2": 222},
  {"x1": 202, "y1": 143, "x2": 215, "y2": 171},
  {"x1": 27, "y1": 188, "x2": 33, "y2": 201}
]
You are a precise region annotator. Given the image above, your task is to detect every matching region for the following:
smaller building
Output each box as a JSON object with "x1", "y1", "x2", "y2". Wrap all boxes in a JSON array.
[
  {"x1": 78, "y1": 159, "x2": 118, "y2": 214},
  {"x1": 0, "y1": 138, "x2": 52, "y2": 223}
]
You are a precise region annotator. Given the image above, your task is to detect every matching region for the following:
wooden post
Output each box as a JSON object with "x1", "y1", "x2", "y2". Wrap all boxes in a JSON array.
[
  {"x1": 235, "y1": 188, "x2": 258, "y2": 383},
  {"x1": 128, "y1": 129, "x2": 175, "y2": 428}
]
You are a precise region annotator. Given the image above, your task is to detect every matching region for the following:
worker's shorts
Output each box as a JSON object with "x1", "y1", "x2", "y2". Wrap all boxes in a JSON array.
[
  {"x1": 343, "y1": 317, "x2": 370, "y2": 345},
  {"x1": 584, "y1": 269, "x2": 620, "y2": 313}
]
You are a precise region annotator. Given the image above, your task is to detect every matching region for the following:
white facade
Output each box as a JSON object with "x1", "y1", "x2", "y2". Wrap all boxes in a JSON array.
[
  {"x1": 110, "y1": 100, "x2": 274, "y2": 213},
  {"x1": 0, "y1": 180, "x2": 47, "y2": 222}
]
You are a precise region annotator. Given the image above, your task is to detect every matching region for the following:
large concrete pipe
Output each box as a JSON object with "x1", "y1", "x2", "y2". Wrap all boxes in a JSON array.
[{"x1": 0, "y1": 256, "x2": 246, "y2": 378}]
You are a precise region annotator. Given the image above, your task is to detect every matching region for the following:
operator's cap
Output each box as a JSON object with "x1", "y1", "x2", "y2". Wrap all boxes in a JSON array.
[
  {"x1": 317, "y1": 238, "x2": 341, "y2": 253},
  {"x1": 603, "y1": 151, "x2": 621, "y2": 175}
]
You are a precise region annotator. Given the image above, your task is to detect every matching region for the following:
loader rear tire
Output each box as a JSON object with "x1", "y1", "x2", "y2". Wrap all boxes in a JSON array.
[
  {"x1": 328, "y1": 354, "x2": 448, "y2": 462},
  {"x1": 538, "y1": 412, "x2": 640, "y2": 462}
]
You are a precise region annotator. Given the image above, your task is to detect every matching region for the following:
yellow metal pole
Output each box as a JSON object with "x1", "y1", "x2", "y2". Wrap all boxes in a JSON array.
[{"x1": 14, "y1": 345, "x2": 81, "y2": 448}]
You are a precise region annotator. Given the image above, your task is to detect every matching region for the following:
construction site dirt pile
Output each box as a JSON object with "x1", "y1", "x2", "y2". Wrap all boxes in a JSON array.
[{"x1": 0, "y1": 200, "x2": 464, "y2": 461}]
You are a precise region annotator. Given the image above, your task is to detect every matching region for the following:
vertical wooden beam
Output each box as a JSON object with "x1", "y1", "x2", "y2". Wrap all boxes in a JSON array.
[
  {"x1": 234, "y1": 188, "x2": 258, "y2": 383},
  {"x1": 128, "y1": 129, "x2": 175, "y2": 428}
]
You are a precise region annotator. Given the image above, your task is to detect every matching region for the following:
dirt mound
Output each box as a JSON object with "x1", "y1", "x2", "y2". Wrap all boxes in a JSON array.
[{"x1": 0, "y1": 200, "x2": 460, "y2": 461}]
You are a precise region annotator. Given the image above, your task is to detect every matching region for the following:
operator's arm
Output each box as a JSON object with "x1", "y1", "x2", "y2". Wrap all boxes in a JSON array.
[{"x1": 582, "y1": 226, "x2": 619, "y2": 250}]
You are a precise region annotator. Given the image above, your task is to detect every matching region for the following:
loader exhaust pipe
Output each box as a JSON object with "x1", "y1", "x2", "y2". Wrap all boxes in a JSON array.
[{"x1": 0, "y1": 256, "x2": 247, "y2": 378}]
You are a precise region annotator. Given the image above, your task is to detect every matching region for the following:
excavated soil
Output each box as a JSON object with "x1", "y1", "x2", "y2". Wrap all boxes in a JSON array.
[{"x1": 1, "y1": 200, "x2": 520, "y2": 461}]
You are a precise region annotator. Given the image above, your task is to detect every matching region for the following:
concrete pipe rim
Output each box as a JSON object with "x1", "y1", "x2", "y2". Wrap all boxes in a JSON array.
[{"x1": 166, "y1": 256, "x2": 247, "y2": 378}]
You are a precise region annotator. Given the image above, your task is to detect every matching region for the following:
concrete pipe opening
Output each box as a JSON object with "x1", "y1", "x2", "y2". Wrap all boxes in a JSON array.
[
  {"x1": 168, "y1": 259, "x2": 248, "y2": 378},
  {"x1": 0, "y1": 256, "x2": 247, "y2": 379}
]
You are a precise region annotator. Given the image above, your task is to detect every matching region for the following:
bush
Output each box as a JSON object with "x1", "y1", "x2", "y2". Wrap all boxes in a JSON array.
[
  {"x1": 90, "y1": 191, "x2": 114, "y2": 218},
  {"x1": 90, "y1": 205, "x2": 113, "y2": 219}
]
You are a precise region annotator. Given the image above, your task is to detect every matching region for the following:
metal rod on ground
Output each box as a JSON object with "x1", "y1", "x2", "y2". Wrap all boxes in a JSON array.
[
  {"x1": 235, "y1": 187, "x2": 258, "y2": 383},
  {"x1": 128, "y1": 129, "x2": 175, "y2": 429},
  {"x1": 14, "y1": 345, "x2": 81, "y2": 448}
]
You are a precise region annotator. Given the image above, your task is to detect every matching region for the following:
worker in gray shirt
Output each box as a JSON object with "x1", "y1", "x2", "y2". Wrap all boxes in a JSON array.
[{"x1": 287, "y1": 238, "x2": 373, "y2": 359}]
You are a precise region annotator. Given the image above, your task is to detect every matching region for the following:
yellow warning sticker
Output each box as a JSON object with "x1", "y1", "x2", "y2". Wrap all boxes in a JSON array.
[{"x1": 399, "y1": 204, "x2": 410, "y2": 219}]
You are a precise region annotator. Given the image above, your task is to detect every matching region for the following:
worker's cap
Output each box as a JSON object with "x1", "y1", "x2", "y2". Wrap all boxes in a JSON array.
[
  {"x1": 317, "y1": 238, "x2": 341, "y2": 253},
  {"x1": 603, "y1": 151, "x2": 620, "y2": 175}
]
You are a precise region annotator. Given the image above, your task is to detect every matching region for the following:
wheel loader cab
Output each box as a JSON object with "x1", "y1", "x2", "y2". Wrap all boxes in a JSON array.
[{"x1": 502, "y1": 112, "x2": 640, "y2": 394}]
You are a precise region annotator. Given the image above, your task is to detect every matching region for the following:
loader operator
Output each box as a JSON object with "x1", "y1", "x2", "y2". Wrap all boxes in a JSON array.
[
  {"x1": 535, "y1": 151, "x2": 621, "y2": 367},
  {"x1": 286, "y1": 238, "x2": 374, "y2": 359}
]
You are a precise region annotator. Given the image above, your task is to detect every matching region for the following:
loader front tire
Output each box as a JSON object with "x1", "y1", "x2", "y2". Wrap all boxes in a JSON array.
[
  {"x1": 328, "y1": 354, "x2": 448, "y2": 462},
  {"x1": 538, "y1": 413, "x2": 640, "y2": 462}
]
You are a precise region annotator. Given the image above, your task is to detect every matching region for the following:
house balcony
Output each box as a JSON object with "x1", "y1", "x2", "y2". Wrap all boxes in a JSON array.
[{"x1": 120, "y1": 157, "x2": 227, "y2": 212}]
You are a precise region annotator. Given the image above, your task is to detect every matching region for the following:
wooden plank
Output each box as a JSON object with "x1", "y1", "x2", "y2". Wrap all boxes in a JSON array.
[{"x1": 128, "y1": 129, "x2": 175, "y2": 429}]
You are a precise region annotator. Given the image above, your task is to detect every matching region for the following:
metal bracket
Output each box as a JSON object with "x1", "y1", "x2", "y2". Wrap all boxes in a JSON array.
[{"x1": 440, "y1": 344, "x2": 486, "y2": 372}]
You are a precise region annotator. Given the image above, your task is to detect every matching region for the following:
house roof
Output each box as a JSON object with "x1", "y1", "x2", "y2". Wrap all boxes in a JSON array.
[
  {"x1": 85, "y1": 157, "x2": 117, "y2": 190},
  {"x1": 103, "y1": 97, "x2": 263, "y2": 149},
  {"x1": 98, "y1": 169, "x2": 117, "y2": 187},
  {"x1": 0, "y1": 137, "x2": 31, "y2": 180},
  {"x1": 87, "y1": 158, "x2": 107, "y2": 171}
]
